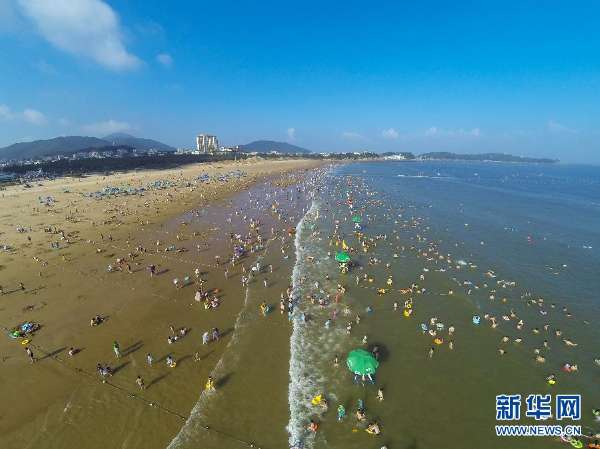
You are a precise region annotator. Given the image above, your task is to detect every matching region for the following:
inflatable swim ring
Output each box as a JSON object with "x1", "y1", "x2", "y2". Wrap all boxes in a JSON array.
[
  {"x1": 21, "y1": 339, "x2": 30, "y2": 345},
  {"x1": 472, "y1": 315, "x2": 481, "y2": 325}
]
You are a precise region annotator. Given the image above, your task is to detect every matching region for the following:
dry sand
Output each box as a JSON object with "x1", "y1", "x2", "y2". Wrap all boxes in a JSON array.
[{"x1": 0, "y1": 158, "x2": 325, "y2": 449}]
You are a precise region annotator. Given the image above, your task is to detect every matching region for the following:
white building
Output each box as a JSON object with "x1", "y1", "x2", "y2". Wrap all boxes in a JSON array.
[{"x1": 196, "y1": 134, "x2": 219, "y2": 153}]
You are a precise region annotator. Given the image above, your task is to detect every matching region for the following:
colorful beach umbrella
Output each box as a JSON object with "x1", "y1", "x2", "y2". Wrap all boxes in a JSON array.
[
  {"x1": 346, "y1": 349, "x2": 379, "y2": 375},
  {"x1": 335, "y1": 251, "x2": 351, "y2": 263},
  {"x1": 352, "y1": 215, "x2": 362, "y2": 223}
]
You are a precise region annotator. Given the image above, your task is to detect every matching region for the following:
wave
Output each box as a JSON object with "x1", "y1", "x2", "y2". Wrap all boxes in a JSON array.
[
  {"x1": 287, "y1": 200, "x2": 320, "y2": 449},
  {"x1": 396, "y1": 174, "x2": 453, "y2": 179}
]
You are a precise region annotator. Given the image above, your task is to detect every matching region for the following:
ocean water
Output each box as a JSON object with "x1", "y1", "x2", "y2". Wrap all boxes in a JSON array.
[{"x1": 286, "y1": 161, "x2": 600, "y2": 449}]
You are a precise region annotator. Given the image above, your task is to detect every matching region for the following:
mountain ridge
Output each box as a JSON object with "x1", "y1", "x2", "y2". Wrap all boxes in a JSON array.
[
  {"x1": 239, "y1": 140, "x2": 311, "y2": 154},
  {"x1": 0, "y1": 134, "x2": 174, "y2": 161}
]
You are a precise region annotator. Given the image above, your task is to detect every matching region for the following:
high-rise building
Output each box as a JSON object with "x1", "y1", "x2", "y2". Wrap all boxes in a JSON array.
[{"x1": 196, "y1": 134, "x2": 219, "y2": 153}]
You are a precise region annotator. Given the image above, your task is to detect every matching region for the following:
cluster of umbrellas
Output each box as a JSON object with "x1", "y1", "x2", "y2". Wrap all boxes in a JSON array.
[
  {"x1": 38, "y1": 195, "x2": 56, "y2": 205},
  {"x1": 196, "y1": 170, "x2": 247, "y2": 184}
]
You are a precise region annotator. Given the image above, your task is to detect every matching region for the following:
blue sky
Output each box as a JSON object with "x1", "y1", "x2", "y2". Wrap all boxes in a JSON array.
[{"x1": 1, "y1": 0, "x2": 599, "y2": 162}]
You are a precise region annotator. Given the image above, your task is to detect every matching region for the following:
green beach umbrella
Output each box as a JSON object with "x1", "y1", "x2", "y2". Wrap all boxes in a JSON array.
[
  {"x1": 346, "y1": 349, "x2": 379, "y2": 375},
  {"x1": 335, "y1": 251, "x2": 351, "y2": 263},
  {"x1": 352, "y1": 215, "x2": 362, "y2": 223}
]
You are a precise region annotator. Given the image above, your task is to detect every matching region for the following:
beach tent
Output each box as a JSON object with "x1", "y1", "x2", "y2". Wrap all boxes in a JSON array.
[
  {"x1": 346, "y1": 348, "x2": 379, "y2": 375},
  {"x1": 335, "y1": 251, "x2": 351, "y2": 263}
]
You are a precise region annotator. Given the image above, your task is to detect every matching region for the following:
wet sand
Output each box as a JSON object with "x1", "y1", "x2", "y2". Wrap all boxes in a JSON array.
[{"x1": 0, "y1": 158, "x2": 325, "y2": 449}]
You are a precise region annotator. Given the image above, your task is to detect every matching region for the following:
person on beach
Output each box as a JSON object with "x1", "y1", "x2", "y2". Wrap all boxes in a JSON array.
[
  {"x1": 136, "y1": 375, "x2": 145, "y2": 390},
  {"x1": 25, "y1": 346, "x2": 35, "y2": 363},
  {"x1": 202, "y1": 331, "x2": 210, "y2": 345},
  {"x1": 146, "y1": 353, "x2": 154, "y2": 366},
  {"x1": 113, "y1": 341, "x2": 121, "y2": 358},
  {"x1": 166, "y1": 355, "x2": 176, "y2": 368},
  {"x1": 377, "y1": 388, "x2": 384, "y2": 401},
  {"x1": 205, "y1": 376, "x2": 215, "y2": 391},
  {"x1": 260, "y1": 302, "x2": 268, "y2": 316},
  {"x1": 366, "y1": 422, "x2": 381, "y2": 435},
  {"x1": 337, "y1": 404, "x2": 346, "y2": 421}
]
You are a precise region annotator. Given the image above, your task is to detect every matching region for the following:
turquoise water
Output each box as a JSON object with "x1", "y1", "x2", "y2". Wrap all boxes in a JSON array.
[{"x1": 288, "y1": 161, "x2": 600, "y2": 449}]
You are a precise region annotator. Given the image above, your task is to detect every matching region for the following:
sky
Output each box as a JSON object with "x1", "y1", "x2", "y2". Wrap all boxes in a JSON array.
[{"x1": 0, "y1": 0, "x2": 599, "y2": 162}]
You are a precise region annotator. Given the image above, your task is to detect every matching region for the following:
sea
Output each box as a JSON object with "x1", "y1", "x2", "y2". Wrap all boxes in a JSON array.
[{"x1": 171, "y1": 161, "x2": 600, "y2": 449}]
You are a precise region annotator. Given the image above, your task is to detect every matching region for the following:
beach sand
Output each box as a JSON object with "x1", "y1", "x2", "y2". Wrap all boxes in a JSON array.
[{"x1": 0, "y1": 158, "x2": 325, "y2": 449}]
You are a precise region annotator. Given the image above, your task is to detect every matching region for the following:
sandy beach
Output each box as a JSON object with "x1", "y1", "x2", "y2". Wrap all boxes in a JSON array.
[{"x1": 0, "y1": 158, "x2": 325, "y2": 449}]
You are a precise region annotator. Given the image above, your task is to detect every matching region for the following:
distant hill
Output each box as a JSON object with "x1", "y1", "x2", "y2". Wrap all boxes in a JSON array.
[
  {"x1": 0, "y1": 134, "x2": 175, "y2": 161},
  {"x1": 0, "y1": 136, "x2": 108, "y2": 161},
  {"x1": 239, "y1": 140, "x2": 311, "y2": 154},
  {"x1": 103, "y1": 133, "x2": 175, "y2": 152},
  {"x1": 419, "y1": 152, "x2": 558, "y2": 163}
]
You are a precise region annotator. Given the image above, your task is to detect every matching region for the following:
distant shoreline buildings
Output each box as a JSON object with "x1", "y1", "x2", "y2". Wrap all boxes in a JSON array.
[
  {"x1": 196, "y1": 134, "x2": 219, "y2": 153},
  {"x1": 185, "y1": 133, "x2": 239, "y2": 154}
]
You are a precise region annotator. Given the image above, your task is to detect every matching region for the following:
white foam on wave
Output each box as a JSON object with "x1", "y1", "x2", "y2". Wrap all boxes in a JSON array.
[
  {"x1": 286, "y1": 197, "x2": 350, "y2": 449},
  {"x1": 397, "y1": 174, "x2": 453, "y2": 179},
  {"x1": 287, "y1": 200, "x2": 320, "y2": 449}
]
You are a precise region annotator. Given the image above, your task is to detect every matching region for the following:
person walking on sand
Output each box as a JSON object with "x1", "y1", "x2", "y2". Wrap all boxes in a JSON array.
[
  {"x1": 113, "y1": 341, "x2": 121, "y2": 358},
  {"x1": 25, "y1": 346, "x2": 35, "y2": 363},
  {"x1": 205, "y1": 376, "x2": 215, "y2": 391},
  {"x1": 136, "y1": 375, "x2": 145, "y2": 390},
  {"x1": 377, "y1": 388, "x2": 384, "y2": 401},
  {"x1": 146, "y1": 353, "x2": 154, "y2": 366}
]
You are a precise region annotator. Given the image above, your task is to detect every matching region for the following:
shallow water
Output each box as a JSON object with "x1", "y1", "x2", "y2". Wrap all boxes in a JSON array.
[{"x1": 281, "y1": 161, "x2": 600, "y2": 449}]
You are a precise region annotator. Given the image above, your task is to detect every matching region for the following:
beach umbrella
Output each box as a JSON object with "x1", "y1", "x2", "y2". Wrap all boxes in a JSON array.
[
  {"x1": 352, "y1": 215, "x2": 362, "y2": 223},
  {"x1": 335, "y1": 251, "x2": 351, "y2": 263},
  {"x1": 346, "y1": 349, "x2": 379, "y2": 375}
]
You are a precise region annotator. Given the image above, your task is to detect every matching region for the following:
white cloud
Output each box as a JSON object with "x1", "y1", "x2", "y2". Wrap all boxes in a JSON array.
[
  {"x1": 425, "y1": 126, "x2": 438, "y2": 136},
  {"x1": 23, "y1": 108, "x2": 47, "y2": 125},
  {"x1": 287, "y1": 127, "x2": 296, "y2": 140},
  {"x1": 547, "y1": 120, "x2": 576, "y2": 134},
  {"x1": 424, "y1": 126, "x2": 481, "y2": 137},
  {"x1": 156, "y1": 53, "x2": 173, "y2": 67},
  {"x1": 18, "y1": 0, "x2": 140, "y2": 71},
  {"x1": 341, "y1": 131, "x2": 364, "y2": 141},
  {"x1": 381, "y1": 128, "x2": 399, "y2": 140},
  {"x1": 83, "y1": 119, "x2": 132, "y2": 135},
  {"x1": 0, "y1": 104, "x2": 47, "y2": 125},
  {"x1": 58, "y1": 117, "x2": 70, "y2": 126},
  {"x1": 0, "y1": 104, "x2": 14, "y2": 120}
]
